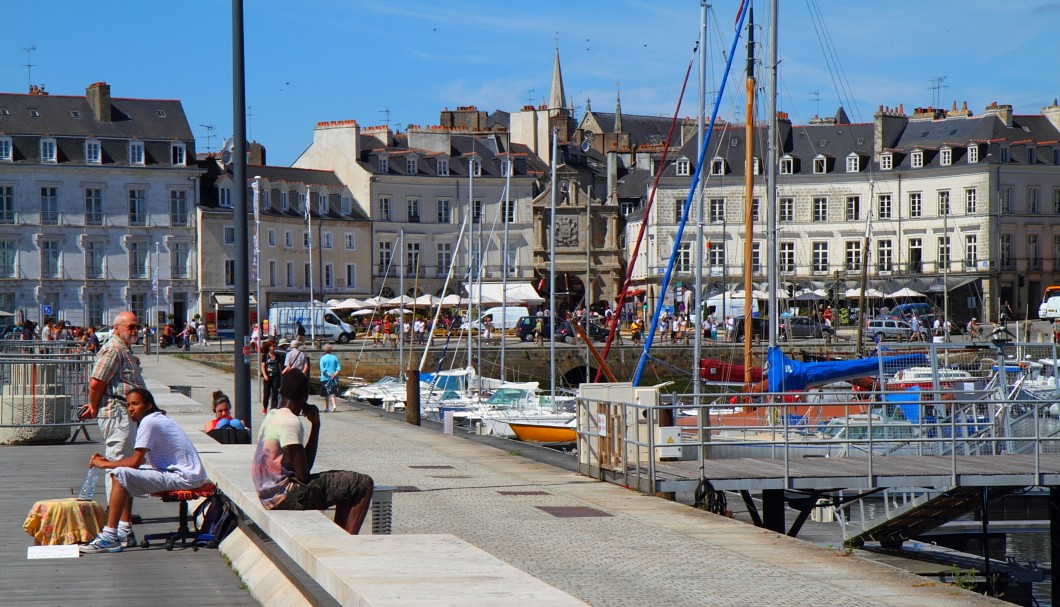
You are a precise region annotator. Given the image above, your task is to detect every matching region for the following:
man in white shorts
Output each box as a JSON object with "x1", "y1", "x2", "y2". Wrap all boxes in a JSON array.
[{"x1": 80, "y1": 387, "x2": 207, "y2": 554}]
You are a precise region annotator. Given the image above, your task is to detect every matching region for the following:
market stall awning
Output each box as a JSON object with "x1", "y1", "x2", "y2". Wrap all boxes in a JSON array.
[
  {"x1": 212, "y1": 294, "x2": 257, "y2": 307},
  {"x1": 465, "y1": 282, "x2": 545, "y2": 305}
]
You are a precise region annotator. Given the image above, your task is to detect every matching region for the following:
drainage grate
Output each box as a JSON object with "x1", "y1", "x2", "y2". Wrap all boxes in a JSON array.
[
  {"x1": 536, "y1": 506, "x2": 612, "y2": 518},
  {"x1": 409, "y1": 465, "x2": 454, "y2": 470},
  {"x1": 498, "y1": 491, "x2": 551, "y2": 496}
]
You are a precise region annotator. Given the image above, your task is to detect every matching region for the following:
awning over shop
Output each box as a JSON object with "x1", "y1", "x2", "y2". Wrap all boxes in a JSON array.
[
  {"x1": 465, "y1": 282, "x2": 545, "y2": 305},
  {"x1": 212, "y1": 293, "x2": 257, "y2": 307}
]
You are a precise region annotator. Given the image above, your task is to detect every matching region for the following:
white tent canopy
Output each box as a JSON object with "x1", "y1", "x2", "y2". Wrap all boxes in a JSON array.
[
  {"x1": 464, "y1": 282, "x2": 545, "y2": 305},
  {"x1": 730, "y1": 288, "x2": 788, "y2": 300},
  {"x1": 386, "y1": 295, "x2": 417, "y2": 307},
  {"x1": 793, "y1": 288, "x2": 828, "y2": 301},
  {"x1": 844, "y1": 287, "x2": 885, "y2": 299},
  {"x1": 886, "y1": 287, "x2": 926, "y2": 299},
  {"x1": 362, "y1": 295, "x2": 389, "y2": 307},
  {"x1": 413, "y1": 294, "x2": 440, "y2": 307},
  {"x1": 331, "y1": 298, "x2": 368, "y2": 310}
]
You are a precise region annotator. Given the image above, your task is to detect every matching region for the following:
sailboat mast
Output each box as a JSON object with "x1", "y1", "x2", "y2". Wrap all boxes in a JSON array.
[
  {"x1": 549, "y1": 129, "x2": 558, "y2": 407},
  {"x1": 399, "y1": 228, "x2": 405, "y2": 379},
  {"x1": 742, "y1": 8, "x2": 756, "y2": 387},
  {"x1": 693, "y1": 1, "x2": 707, "y2": 406},
  {"x1": 766, "y1": 0, "x2": 779, "y2": 351},
  {"x1": 501, "y1": 134, "x2": 511, "y2": 382}
]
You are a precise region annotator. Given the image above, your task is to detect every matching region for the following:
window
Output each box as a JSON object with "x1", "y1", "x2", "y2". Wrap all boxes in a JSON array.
[
  {"x1": 908, "y1": 238, "x2": 923, "y2": 273},
  {"x1": 0, "y1": 240, "x2": 15, "y2": 278},
  {"x1": 751, "y1": 198, "x2": 760, "y2": 222},
  {"x1": 504, "y1": 243, "x2": 518, "y2": 274},
  {"x1": 322, "y1": 232, "x2": 333, "y2": 249},
  {"x1": 813, "y1": 156, "x2": 827, "y2": 174},
  {"x1": 406, "y1": 242, "x2": 421, "y2": 277},
  {"x1": 1054, "y1": 235, "x2": 1060, "y2": 268},
  {"x1": 218, "y1": 187, "x2": 232, "y2": 208},
  {"x1": 965, "y1": 188, "x2": 978, "y2": 214},
  {"x1": 940, "y1": 148, "x2": 952, "y2": 166},
  {"x1": 708, "y1": 241, "x2": 725, "y2": 270},
  {"x1": 503, "y1": 199, "x2": 515, "y2": 223},
  {"x1": 128, "y1": 241, "x2": 147, "y2": 279},
  {"x1": 303, "y1": 231, "x2": 310, "y2": 249},
  {"x1": 298, "y1": 193, "x2": 306, "y2": 216},
  {"x1": 909, "y1": 192, "x2": 922, "y2": 218},
  {"x1": 318, "y1": 192, "x2": 328, "y2": 215},
  {"x1": 1000, "y1": 146, "x2": 1010, "y2": 163},
  {"x1": 437, "y1": 159, "x2": 449, "y2": 176},
  {"x1": 129, "y1": 293, "x2": 146, "y2": 321},
  {"x1": 846, "y1": 196, "x2": 860, "y2": 221},
  {"x1": 751, "y1": 242, "x2": 761, "y2": 274},
  {"x1": 170, "y1": 241, "x2": 189, "y2": 278},
  {"x1": 40, "y1": 187, "x2": 59, "y2": 225},
  {"x1": 880, "y1": 153, "x2": 893, "y2": 171},
  {"x1": 170, "y1": 190, "x2": 188, "y2": 226},
  {"x1": 779, "y1": 156, "x2": 793, "y2": 175},
  {"x1": 673, "y1": 199, "x2": 685, "y2": 223},
  {"x1": 0, "y1": 137, "x2": 11, "y2": 161},
  {"x1": 40, "y1": 138, "x2": 57, "y2": 163},
  {"x1": 437, "y1": 199, "x2": 451, "y2": 223},
  {"x1": 813, "y1": 197, "x2": 827, "y2": 222},
  {"x1": 378, "y1": 196, "x2": 391, "y2": 221},
  {"x1": 223, "y1": 225, "x2": 235, "y2": 245},
  {"x1": 710, "y1": 158, "x2": 725, "y2": 175},
  {"x1": 877, "y1": 239, "x2": 893, "y2": 272},
  {"x1": 1055, "y1": 188, "x2": 1060, "y2": 214},
  {"x1": 937, "y1": 235, "x2": 951, "y2": 269},
  {"x1": 470, "y1": 241, "x2": 482, "y2": 279},
  {"x1": 1028, "y1": 234, "x2": 1041, "y2": 270},
  {"x1": 85, "y1": 241, "x2": 105, "y2": 279},
  {"x1": 751, "y1": 157, "x2": 760, "y2": 175},
  {"x1": 345, "y1": 233, "x2": 356, "y2": 250},
  {"x1": 845, "y1": 241, "x2": 861, "y2": 271},
  {"x1": 965, "y1": 235, "x2": 978, "y2": 268},
  {"x1": 170, "y1": 142, "x2": 186, "y2": 166},
  {"x1": 127, "y1": 190, "x2": 147, "y2": 226},
  {"x1": 938, "y1": 190, "x2": 950, "y2": 216},
  {"x1": 911, "y1": 150, "x2": 924, "y2": 168},
  {"x1": 470, "y1": 159, "x2": 481, "y2": 177},
  {"x1": 473, "y1": 200, "x2": 482, "y2": 224},
  {"x1": 378, "y1": 241, "x2": 392, "y2": 274},
  {"x1": 345, "y1": 264, "x2": 356, "y2": 289},
  {"x1": 304, "y1": 263, "x2": 311, "y2": 288},
  {"x1": 286, "y1": 262, "x2": 293, "y2": 287},
  {"x1": 1000, "y1": 187, "x2": 1013, "y2": 213},
  {"x1": 812, "y1": 242, "x2": 828, "y2": 273},
  {"x1": 676, "y1": 242, "x2": 692, "y2": 273},
  {"x1": 267, "y1": 229, "x2": 275, "y2": 246},
  {"x1": 224, "y1": 260, "x2": 235, "y2": 286},
  {"x1": 269, "y1": 261, "x2": 276, "y2": 286},
  {"x1": 86, "y1": 139, "x2": 101, "y2": 164},
  {"x1": 279, "y1": 191, "x2": 289, "y2": 211},
  {"x1": 1029, "y1": 187, "x2": 1040, "y2": 214},
  {"x1": 129, "y1": 141, "x2": 144, "y2": 165},
  {"x1": 620, "y1": 200, "x2": 636, "y2": 216},
  {"x1": 779, "y1": 197, "x2": 794, "y2": 222},
  {"x1": 436, "y1": 243, "x2": 452, "y2": 278},
  {"x1": 500, "y1": 159, "x2": 511, "y2": 177},
  {"x1": 407, "y1": 198, "x2": 420, "y2": 222},
  {"x1": 284, "y1": 230, "x2": 292, "y2": 248},
  {"x1": 968, "y1": 145, "x2": 979, "y2": 164},
  {"x1": 0, "y1": 186, "x2": 14, "y2": 224},
  {"x1": 341, "y1": 196, "x2": 352, "y2": 215},
  {"x1": 709, "y1": 198, "x2": 724, "y2": 223},
  {"x1": 87, "y1": 293, "x2": 104, "y2": 327},
  {"x1": 878, "y1": 194, "x2": 892, "y2": 219},
  {"x1": 676, "y1": 159, "x2": 690, "y2": 176},
  {"x1": 846, "y1": 155, "x2": 860, "y2": 173},
  {"x1": 377, "y1": 156, "x2": 388, "y2": 173},
  {"x1": 406, "y1": 158, "x2": 417, "y2": 174},
  {"x1": 83, "y1": 188, "x2": 103, "y2": 225},
  {"x1": 779, "y1": 242, "x2": 795, "y2": 273},
  {"x1": 323, "y1": 264, "x2": 334, "y2": 289}
]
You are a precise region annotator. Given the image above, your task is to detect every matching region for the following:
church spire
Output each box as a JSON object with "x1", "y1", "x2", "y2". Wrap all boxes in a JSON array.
[
  {"x1": 548, "y1": 43, "x2": 567, "y2": 115},
  {"x1": 614, "y1": 84, "x2": 623, "y2": 134}
]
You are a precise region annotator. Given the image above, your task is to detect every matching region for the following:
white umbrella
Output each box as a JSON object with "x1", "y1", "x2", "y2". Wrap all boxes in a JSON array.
[
  {"x1": 331, "y1": 298, "x2": 367, "y2": 310},
  {"x1": 793, "y1": 289, "x2": 827, "y2": 301},
  {"x1": 440, "y1": 294, "x2": 468, "y2": 307},
  {"x1": 886, "y1": 287, "x2": 925, "y2": 299},
  {"x1": 387, "y1": 308, "x2": 413, "y2": 315},
  {"x1": 732, "y1": 288, "x2": 787, "y2": 300},
  {"x1": 387, "y1": 295, "x2": 417, "y2": 307},
  {"x1": 844, "y1": 287, "x2": 885, "y2": 299},
  {"x1": 362, "y1": 295, "x2": 389, "y2": 307},
  {"x1": 325, "y1": 299, "x2": 342, "y2": 307},
  {"x1": 413, "y1": 294, "x2": 440, "y2": 307},
  {"x1": 351, "y1": 308, "x2": 376, "y2": 316}
]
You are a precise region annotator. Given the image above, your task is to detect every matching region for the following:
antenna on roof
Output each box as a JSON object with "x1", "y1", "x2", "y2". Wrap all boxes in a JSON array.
[
  {"x1": 20, "y1": 46, "x2": 36, "y2": 93},
  {"x1": 928, "y1": 76, "x2": 948, "y2": 108},
  {"x1": 379, "y1": 107, "x2": 391, "y2": 129},
  {"x1": 526, "y1": 89, "x2": 535, "y2": 107},
  {"x1": 810, "y1": 91, "x2": 821, "y2": 117},
  {"x1": 199, "y1": 124, "x2": 216, "y2": 154}
]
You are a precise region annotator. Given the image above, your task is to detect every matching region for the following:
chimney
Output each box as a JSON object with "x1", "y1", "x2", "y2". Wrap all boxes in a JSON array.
[
  {"x1": 984, "y1": 101, "x2": 1013, "y2": 128},
  {"x1": 86, "y1": 82, "x2": 111, "y2": 122},
  {"x1": 1041, "y1": 99, "x2": 1060, "y2": 132},
  {"x1": 247, "y1": 141, "x2": 266, "y2": 166}
]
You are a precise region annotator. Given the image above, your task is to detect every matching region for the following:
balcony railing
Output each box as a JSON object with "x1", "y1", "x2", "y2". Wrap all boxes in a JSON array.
[
  {"x1": 129, "y1": 213, "x2": 147, "y2": 227},
  {"x1": 170, "y1": 214, "x2": 188, "y2": 227},
  {"x1": 40, "y1": 211, "x2": 59, "y2": 225},
  {"x1": 0, "y1": 211, "x2": 14, "y2": 224},
  {"x1": 85, "y1": 212, "x2": 104, "y2": 226}
]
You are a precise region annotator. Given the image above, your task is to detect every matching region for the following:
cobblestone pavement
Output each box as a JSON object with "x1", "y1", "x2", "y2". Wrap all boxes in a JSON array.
[{"x1": 140, "y1": 354, "x2": 1005, "y2": 607}]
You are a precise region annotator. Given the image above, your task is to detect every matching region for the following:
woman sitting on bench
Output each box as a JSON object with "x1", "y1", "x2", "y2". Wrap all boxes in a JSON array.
[{"x1": 80, "y1": 387, "x2": 207, "y2": 554}]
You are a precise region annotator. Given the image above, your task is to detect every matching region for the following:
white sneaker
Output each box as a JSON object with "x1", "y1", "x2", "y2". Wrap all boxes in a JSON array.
[{"x1": 80, "y1": 532, "x2": 123, "y2": 554}]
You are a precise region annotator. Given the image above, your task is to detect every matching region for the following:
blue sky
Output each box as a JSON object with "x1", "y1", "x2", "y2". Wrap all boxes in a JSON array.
[{"x1": 3, "y1": 1, "x2": 1058, "y2": 166}]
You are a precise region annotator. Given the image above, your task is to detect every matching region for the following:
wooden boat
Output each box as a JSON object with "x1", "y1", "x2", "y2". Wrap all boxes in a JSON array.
[
  {"x1": 699, "y1": 358, "x2": 763, "y2": 383},
  {"x1": 508, "y1": 420, "x2": 576, "y2": 445}
]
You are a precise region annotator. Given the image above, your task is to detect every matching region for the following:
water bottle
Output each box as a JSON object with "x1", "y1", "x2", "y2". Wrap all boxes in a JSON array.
[{"x1": 77, "y1": 467, "x2": 102, "y2": 501}]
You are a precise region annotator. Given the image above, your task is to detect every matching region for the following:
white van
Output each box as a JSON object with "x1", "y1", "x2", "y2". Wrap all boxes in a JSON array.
[
  {"x1": 268, "y1": 304, "x2": 357, "y2": 343},
  {"x1": 1039, "y1": 296, "x2": 1060, "y2": 320},
  {"x1": 467, "y1": 306, "x2": 530, "y2": 332},
  {"x1": 702, "y1": 295, "x2": 759, "y2": 319}
]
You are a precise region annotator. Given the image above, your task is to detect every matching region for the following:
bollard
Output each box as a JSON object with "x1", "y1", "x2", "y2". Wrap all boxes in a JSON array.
[
  {"x1": 443, "y1": 410, "x2": 454, "y2": 435},
  {"x1": 405, "y1": 368, "x2": 420, "y2": 426}
]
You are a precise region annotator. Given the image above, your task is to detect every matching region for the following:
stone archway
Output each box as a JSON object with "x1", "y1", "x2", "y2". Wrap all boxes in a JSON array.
[{"x1": 561, "y1": 364, "x2": 599, "y2": 388}]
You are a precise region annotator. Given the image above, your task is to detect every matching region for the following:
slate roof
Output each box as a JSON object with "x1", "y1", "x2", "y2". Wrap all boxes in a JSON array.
[
  {"x1": 360, "y1": 134, "x2": 547, "y2": 179},
  {"x1": 584, "y1": 111, "x2": 673, "y2": 146}
]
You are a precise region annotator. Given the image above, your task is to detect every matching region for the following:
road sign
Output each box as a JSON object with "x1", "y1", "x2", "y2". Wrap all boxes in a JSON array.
[{"x1": 42, "y1": 305, "x2": 53, "y2": 316}]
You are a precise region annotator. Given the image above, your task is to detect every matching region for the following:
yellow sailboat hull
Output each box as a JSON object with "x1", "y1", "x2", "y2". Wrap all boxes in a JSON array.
[{"x1": 508, "y1": 422, "x2": 576, "y2": 445}]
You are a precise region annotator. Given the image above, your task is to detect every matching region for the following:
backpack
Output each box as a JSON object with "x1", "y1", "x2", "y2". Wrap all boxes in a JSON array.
[{"x1": 193, "y1": 493, "x2": 239, "y2": 548}]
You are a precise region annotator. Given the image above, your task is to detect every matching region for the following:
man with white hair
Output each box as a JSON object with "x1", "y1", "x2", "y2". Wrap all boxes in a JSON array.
[{"x1": 283, "y1": 339, "x2": 309, "y2": 376}]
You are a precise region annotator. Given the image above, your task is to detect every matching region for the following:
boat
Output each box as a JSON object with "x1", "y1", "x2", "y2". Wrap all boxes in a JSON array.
[
  {"x1": 508, "y1": 419, "x2": 577, "y2": 446},
  {"x1": 699, "y1": 358, "x2": 762, "y2": 383}
]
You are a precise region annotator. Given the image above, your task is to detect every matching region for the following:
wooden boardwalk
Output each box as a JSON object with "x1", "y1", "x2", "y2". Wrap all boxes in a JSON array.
[
  {"x1": 0, "y1": 440, "x2": 257, "y2": 607},
  {"x1": 648, "y1": 453, "x2": 1060, "y2": 492}
]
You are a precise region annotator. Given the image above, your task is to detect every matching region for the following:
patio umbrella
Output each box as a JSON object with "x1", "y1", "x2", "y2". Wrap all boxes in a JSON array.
[
  {"x1": 387, "y1": 295, "x2": 417, "y2": 307},
  {"x1": 793, "y1": 289, "x2": 827, "y2": 301},
  {"x1": 439, "y1": 294, "x2": 468, "y2": 307},
  {"x1": 362, "y1": 295, "x2": 389, "y2": 307},
  {"x1": 843, "y1": 287, "x2": 885, "y2": 299},
  {"x1": 413, "y1": 294, "x2": 440, "y2": 307},
  {"x1": 351, "y1": 309, "x2": 376, "y2": 316},
  {"x1": 886, "y1": 287, "x2": 925, "y2": 299}
]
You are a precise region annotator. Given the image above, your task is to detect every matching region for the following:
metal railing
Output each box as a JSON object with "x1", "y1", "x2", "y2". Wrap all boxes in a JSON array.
[{"x1": 0, "y1": 340, "x2": 94, "y2": 444}]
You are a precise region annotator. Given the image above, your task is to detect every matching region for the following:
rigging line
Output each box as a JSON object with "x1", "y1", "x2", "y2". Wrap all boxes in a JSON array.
[
  {"x1": 806, "y1": 0, "x2": 863, "y2": 124},
  {"x1": 591, "y1": 38, "x2": 699, "y2": 382},
  {"x1": 349, "y1": 234, "x2": 402, "y2": 377},
  {"x1": 419, "y1": 195, "x2": 474, "y2": 371},
  {"x1": 634, "y1": 3, "x2": 751, "y2": 386}
]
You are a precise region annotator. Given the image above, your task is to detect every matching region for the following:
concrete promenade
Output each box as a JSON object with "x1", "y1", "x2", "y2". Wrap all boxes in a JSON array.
[{"x1": 132, "y1": 353, "x2": 1008, "y2": 607}]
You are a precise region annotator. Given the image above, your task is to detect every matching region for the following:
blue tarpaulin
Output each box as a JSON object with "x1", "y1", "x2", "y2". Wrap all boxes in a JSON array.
[{"x1": 766, "y1": 346, "x2": 929, "y2": 393}]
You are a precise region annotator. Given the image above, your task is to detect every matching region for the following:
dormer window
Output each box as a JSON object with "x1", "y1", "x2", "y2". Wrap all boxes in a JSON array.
[
  {"x1": 813, "y1": 155, "x2": 827, "y2": 174},
  {"x1": 406, "y1": 157, "x2": 417, "y2": 174},
  {"x1": 279, "y1": 191, "x2": 289, "y2": 211},
  {"x1": 779, "y1": 156, "x2": 793, "y2": 175},
  {"x1": 968, "y1": 145, "x2": 979, "y2": 164},
  {"x1": 910, "y1": 150, "x2": 924, "y2": 168},
  {"x1": 170, "y1": 142, "x2": 186, "y2": 167},
  {"x1": 940, "y1": 148, "x2": 952, "y2": 166},
  {"x1": 218, "y1": 186, "x2": 232, "y2": 208},
  {"x1": 675, "y1": 158, "x2": 690, "y2": 176},
  {"x1": 129, "y1": 141, "x2": 145, "y2": 166},
  {"x1": 880, "y1": 153, "x2": 893, "y2": 170},
  {"x1": 437, "y1": 158, "x2": 449, "y2": 176},
  {"x1": 40, "y1": 138, "x2": 57, "y2": 163},
  {"x1": 317, "y1": 192, "x2": 328, "y2": 215},
  {"x1": 1028, "y1": 147, "x2": 1037, "y2": 164},
  {"x1": 470, "y1": 158, "x2": 481, "y2": 177},
  {"x1": 751, "y1": 156, "x2": 760, "y2": 175},
  {"x1": 999, "y1": 145, "x2": 1010, "y2": 163},
  {"x1": 0, "y1": 136, "x2": 12, "y2": 162},
  {"x1": 377, "y1": 156, "x2": 388, "y2": 173},
  {"x1": 499, "y1": 159, "x2": 510, "y2": 177},
  {"x1": 85, "y1": 139, "x2": 101, "y2": 164},
  {"x1": 845, "y1": 154, "x2": 860, "y2": 173},
  {"x1": 710, "y1": 157, "x2": 725, "y2": 176}
]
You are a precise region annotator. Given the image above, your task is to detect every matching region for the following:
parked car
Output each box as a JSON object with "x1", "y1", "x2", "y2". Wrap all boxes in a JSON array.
[
  {"x1": 731, "y1": 317, "x2": 767, "y2": 340},
  {"x1": 515, "y1": 316, "x2": 552, "y2": 342},
  {"x1": 556, "y1": 319, "x2": 609, "y2": 343},
  {"x1": 779, "y1": 316, "x2": 835, "y2": 339},
  {"x1": 878, "y1": 302, "x2": 935, "y2": 320},
  {"x1": 865, "y1": 318, "x2": 927, "y2": 341}
]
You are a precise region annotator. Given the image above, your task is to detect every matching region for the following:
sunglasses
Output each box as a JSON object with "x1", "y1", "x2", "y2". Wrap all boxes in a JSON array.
[{"x1": 120, "y1": 323, "x2": 141, "y2": 330}]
